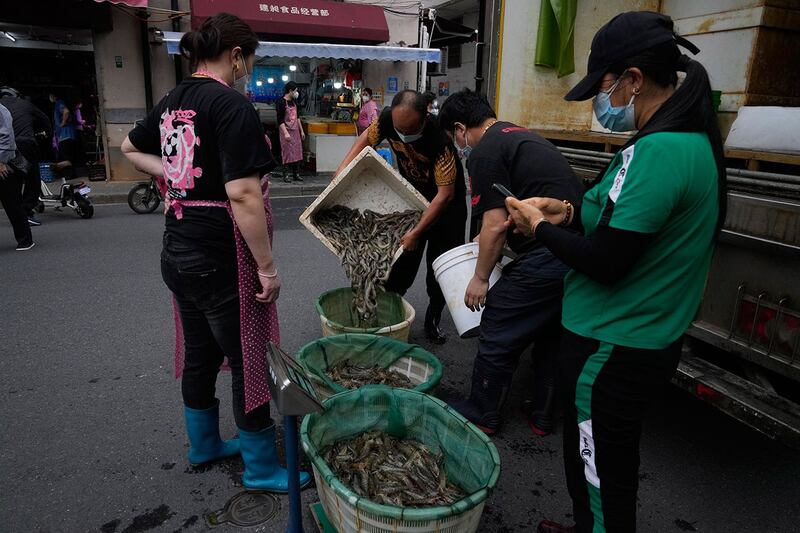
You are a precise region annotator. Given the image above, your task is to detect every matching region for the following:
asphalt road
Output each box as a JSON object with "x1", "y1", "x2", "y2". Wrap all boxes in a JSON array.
[{"x1": 1, "y1": 199, "x2": 798, "y2": 533}]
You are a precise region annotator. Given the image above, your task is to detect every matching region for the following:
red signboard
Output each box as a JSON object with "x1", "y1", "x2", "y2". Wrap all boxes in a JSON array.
[{"x1": 190, "y1": 0, "x2": 390, "y2": 44}]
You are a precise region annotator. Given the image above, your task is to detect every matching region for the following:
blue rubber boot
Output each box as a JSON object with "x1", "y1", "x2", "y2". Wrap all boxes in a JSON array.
[
  {"x1": 184, "y1": 401, "x2": 240, "y2": 466},
  {"x1": 239, "y1": 424, "x2": 312, "y2": 493}
]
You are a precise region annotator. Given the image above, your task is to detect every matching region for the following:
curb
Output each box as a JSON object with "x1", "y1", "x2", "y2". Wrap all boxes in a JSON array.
[
  {"x1": 87, "y1": 186, "x2": 325, "y2": 205},
  {"x1": 270, "y1": 185, "x2": 326, "y2": 198},
  {"x1": 90, "y1": 194, "x2": 130, "y2": 205}
]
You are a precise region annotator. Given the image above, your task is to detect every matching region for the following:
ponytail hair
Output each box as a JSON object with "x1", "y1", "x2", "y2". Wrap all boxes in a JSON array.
[
  {"x1": 180, "y1": 13, "x2": 259, "y2": 71},
  {"x1": 609, "y1": 41, "x2": 727, "y2": 235}
]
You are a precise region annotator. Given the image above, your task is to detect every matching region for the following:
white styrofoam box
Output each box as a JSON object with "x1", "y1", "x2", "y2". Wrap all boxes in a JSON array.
[
  {"x1": 725, "y1": 106, "x2": 800, "y2": 155},
  {"x1": 299, "y1": 147, "x2": 430, "y2": 256},
  {"x1": 681, "y1": 28, "x2": 756, "y2": 95},
  {"x1": 314, "y1": 135, "x2": 358, "y2": 173}
]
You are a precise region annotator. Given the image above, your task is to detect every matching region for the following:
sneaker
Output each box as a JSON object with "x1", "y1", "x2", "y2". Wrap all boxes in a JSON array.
[
  {"x1": 28, "y1": 216, "x2": 41, "y2": 226},
  {"x1": 293, "y1": 175, "x2": 304, "y2": 182},
  {"x1": 16, "y1": 241, "x2": 35, "y2": 251}
]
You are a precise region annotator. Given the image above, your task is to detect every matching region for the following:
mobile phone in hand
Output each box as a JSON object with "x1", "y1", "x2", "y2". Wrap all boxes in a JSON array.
[{"x1": 492, "y1": 183, "x2": 517, "y2": 199}]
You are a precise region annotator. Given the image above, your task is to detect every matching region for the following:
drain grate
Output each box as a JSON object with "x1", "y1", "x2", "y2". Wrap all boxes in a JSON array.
[{"x1": 207, "y1": 491, "x2": 280, "y2": 528}]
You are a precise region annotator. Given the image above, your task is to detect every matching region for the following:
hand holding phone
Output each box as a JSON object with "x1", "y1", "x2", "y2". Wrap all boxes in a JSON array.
[{"x1": 492, "y1": 183, "x2": 517, "y2": 199}]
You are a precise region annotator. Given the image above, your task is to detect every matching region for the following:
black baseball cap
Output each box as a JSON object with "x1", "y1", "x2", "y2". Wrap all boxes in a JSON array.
[{"x1": 565, "y1": 11, "x2": 700, "y2": 102}]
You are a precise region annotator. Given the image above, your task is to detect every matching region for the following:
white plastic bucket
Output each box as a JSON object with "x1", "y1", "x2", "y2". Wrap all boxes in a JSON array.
[{"x1": 433, "y1": 243, "x2": 502, "y2": 338}]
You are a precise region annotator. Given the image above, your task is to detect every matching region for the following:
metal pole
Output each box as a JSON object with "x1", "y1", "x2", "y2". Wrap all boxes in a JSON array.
[
  {"x1": 139, "y1": 10, "x2": 154, "y2": 111},
  {"x1": 726, "y1": 167, "x2": 800, "y2": 185},
  {"x1": 475, "y1": 0, "x2": 486, "y2": 93},
  {"x1": 171, "y1": 0, "x2": 183, "y2": 84},
  {"x1": 418, "y1": 9, "x2": 431, "y2": 93},
  {"x1": 420, "y1": 25, "x2": 430, "y2": 92},
  {"x1": 284, "y1": 415, "x2": 304, "y2": 533}
]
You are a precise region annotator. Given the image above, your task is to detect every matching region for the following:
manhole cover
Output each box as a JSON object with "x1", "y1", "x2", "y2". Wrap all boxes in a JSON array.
[{"x1": 207, "y1": 491, "x2": 280, "y2": 528}]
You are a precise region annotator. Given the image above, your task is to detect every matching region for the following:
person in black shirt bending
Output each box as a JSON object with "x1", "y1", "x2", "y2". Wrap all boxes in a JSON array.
[
  {"x1": 439, "y1": 89, "x2": 582, "y2": 435},
  {"x1": 335, "y1": 90, "x2": 467, "y2": 344}
]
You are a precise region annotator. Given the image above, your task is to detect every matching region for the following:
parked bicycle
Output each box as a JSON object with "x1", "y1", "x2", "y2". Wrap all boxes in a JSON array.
[{"x1": 127, "y1": 175, "x2": 165, "y2": 214}]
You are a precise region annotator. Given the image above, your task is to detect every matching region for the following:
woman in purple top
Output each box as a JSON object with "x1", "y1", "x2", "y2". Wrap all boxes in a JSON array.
[{"x1": 356, "y1": 87, "x2": 379, "y2": 135}]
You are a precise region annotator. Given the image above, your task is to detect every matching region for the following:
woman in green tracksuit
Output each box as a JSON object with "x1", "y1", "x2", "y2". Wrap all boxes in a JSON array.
[{"x1": 505, "y1": 12, "x2": 727, "y2": 533}]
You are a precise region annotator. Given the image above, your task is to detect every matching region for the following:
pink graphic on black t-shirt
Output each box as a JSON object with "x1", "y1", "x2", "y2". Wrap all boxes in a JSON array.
[{"x1": 160, "y1": 108, "x2": 202, "y2": 196}]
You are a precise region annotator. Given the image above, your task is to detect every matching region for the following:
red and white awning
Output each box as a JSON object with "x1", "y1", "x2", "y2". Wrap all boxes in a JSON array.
[{"x1": 163, "y1": 31, "x2": 441, "y2": 62}]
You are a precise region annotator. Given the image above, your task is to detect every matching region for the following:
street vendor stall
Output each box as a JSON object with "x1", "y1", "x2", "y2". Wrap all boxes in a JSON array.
[
  {"x1": 164, "y1": 33, "x2": 440, "y2": 174},
  {"x1": 164, "y1": 0, "x2": 440, "y2": 175}
]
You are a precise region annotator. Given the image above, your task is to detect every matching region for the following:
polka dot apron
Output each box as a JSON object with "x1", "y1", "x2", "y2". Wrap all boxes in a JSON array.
[{"x1": 168, "y1": 190, "x2": 277, "y2": 412}]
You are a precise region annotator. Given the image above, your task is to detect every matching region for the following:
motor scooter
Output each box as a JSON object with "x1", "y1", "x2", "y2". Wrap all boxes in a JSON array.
[{"x1": 37, "y1": 177, "x2": 94, "y2": 219}]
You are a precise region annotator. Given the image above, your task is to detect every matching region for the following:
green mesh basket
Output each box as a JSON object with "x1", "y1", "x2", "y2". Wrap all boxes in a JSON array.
[
  {"x1": 297, "y1": 334, "x2": 443, "y2": 398},
  {"x1": 300, "y1": 386, "x2": 501, "y2": 532},
  {"x1": 315, "y1": 288, "x2": 414, "y2": 341}
]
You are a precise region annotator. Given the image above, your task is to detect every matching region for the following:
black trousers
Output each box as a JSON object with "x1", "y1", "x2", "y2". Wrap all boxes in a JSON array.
[
  {"x1": 161, "y1": 240, "x2": 270, "y2": 432},
  {"x1": 0, "y1": 171, "x2": 32, "y2": 247},
  {"x1": 21, "y1": 164, "x2": 41, "y2": 216},
  {"x1": 475, "y1": 250, "x2": 567, "y2": 382},
  {"x1": 384, "y1": 206, "x2": 466, "y2": 320},
  {"x1": 559, "y1": 329, "x2": 682, "y2": 533}
]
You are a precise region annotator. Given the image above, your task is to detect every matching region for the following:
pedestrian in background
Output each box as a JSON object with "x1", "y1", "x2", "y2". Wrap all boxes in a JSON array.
[
  {"x1": 121, "y1": 12, "x2": 310, "y2": 493},
  {"x1": 1, "y1": 86, "x2": 51, "y2": 226},
  {"x1": 505, "y1": 12, "x2": 726, "y2": 533},
  {"x1": 0, "y1": 102, "x2": 34, "y2": 250},
  {"x1": 49, "y1": 92, "x2": 78, "y2": 179},
  {"x1": 276, "y1": 81, "x2": 304, "y2": 183},
  {"x1": 423, "y1": 90, "x2": 439, "y2": 117},
  {"x1": 74, "y1": 98, "x2": 90, "y2": 164},
  {"x1": 356, "y1": 87, "x2": 378, "y2": 135}
]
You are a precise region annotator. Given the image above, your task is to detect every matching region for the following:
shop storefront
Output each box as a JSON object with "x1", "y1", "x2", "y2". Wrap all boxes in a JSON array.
[
  {"x1": 0, "y1": 0, "x2": 188, "y2": 182},
  {"x1": 167, "y1": 0, "x2": 440, "y2": 173},
  {"x1": 1, "y1": 0, "x2": 439, "y2": 180},
  {"x1": 0, "y1": 2, "x2": 116, "y2": 179}
]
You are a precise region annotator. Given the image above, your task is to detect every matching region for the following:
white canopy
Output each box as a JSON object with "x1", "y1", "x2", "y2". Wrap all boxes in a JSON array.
[{"x1": 163, "y1": 32, "x2": 440, "y2": 63}]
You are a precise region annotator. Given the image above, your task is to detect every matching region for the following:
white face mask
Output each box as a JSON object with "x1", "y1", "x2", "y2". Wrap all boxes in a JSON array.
[
  {"x1": 233, "y1": 57, "x2": 249, "y2": 95},
  {"x1": 362, "y1": 95, "x2": 370, "y2": 103},
  {"x1": 395, "y1": 128, "x2": 424, "y2": 144},
  {"x1": 453, "y1": 125, "x2": 472, "y2": 160},
  {"x1": 293, "y1": 90, "x2": 300, "y2": 99}
]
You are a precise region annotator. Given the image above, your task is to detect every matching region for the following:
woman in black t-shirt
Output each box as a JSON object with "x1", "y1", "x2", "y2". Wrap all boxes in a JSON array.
[{"x1": 121, "y1": 13, "x2": 310, "y2": 493}]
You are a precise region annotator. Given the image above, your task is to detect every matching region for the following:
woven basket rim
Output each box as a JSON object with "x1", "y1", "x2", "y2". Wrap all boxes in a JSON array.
[
  {"x1": 297, "y1": 333, "x2": 443, "y2": 394},
  {"x1": 300, "y1": 387, "x2": 501, "y2": 522},
  {"x1": 315, "y1": 288, "x2": 416, "y2": 334}
]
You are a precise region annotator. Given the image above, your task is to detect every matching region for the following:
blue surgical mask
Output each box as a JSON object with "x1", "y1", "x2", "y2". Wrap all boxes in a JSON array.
[
  {"x1": 593, "y1": 75, "x2": 637, "y2": 132},
  {"x1": 395, "y1": 128, "x2": 423, "y2": 144},
  {"x1": 454, "y1": 126, "x2": 472, "y2": 160}
]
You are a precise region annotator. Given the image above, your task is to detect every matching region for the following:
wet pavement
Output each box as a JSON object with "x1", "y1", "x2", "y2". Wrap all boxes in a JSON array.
[{"x1": 1, "y1": 199, "x2": 798, "y2": 533}]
